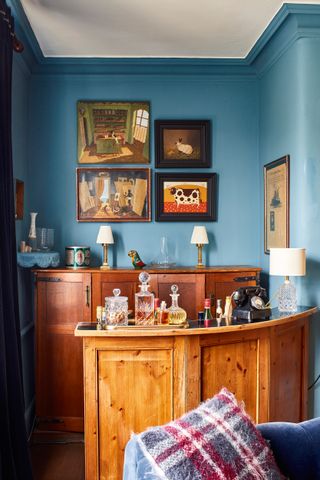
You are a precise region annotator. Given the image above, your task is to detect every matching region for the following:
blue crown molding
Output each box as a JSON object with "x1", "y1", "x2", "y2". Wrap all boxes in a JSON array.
[{"x1": 8, "y1": 2, "x2": 320, "y2": 77}]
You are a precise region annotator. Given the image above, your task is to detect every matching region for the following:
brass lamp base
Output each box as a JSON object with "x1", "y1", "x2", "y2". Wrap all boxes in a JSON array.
[
  {"x1": 195, "y1": 243, "x2": 205, "y2": 268},
  {"x1": 100, "y1": 243, "x2": 111, "y2": 269}
]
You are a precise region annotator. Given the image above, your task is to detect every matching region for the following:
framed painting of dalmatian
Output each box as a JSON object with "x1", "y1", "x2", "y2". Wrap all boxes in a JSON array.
[
  {"x1": 155, "y1": 120, "x2": 210, "y2": 168},
  {"x1": 155, "y1": 173, "x2": 216, "y2": 222}
]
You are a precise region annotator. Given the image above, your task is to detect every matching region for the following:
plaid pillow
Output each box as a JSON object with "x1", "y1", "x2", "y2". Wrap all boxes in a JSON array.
[{"x1": 137, "y1": 388, "x2": 284, "y2": 479}]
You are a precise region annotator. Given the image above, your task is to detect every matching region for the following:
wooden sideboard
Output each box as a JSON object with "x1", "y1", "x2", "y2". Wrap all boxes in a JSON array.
[
  {"x1": 34, "y1": 266, "x2": 260, "y2": 431},
  {"x1": 75, "y1": 307, "x2": 317, "y2": 480}
]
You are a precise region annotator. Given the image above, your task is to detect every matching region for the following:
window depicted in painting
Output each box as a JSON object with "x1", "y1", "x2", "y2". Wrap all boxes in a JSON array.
[
  {"x1": 77, "y1": 168, "x2": 151, "y2": 222},
  {"x1": 77, "y1": 102, "x2": 150, "y2": 164},
  {"x1": 155, "y1": 173, "x2": 216, "y2": 222}
]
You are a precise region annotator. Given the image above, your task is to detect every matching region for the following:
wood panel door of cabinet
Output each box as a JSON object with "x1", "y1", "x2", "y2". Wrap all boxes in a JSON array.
[
  {"x1": 206, "y1": 271, "x2": 258, "y2": 310},
  {"x1": 92, "y1": 272, "x2": 158, "y2": 319},
  {"x1": 35, "y1": 272, "x2": 91, "y2": 432},
  {"x1": 155, "y1": 273, "x2": 205, "y2": 320}
]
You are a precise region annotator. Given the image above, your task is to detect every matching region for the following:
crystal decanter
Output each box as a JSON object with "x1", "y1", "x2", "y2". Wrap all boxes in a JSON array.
[
  {"x1": 135, "y1": 272, "x2": 155, "y2": 325},
  {"x1": 168, "y1": 284, "x2": 187, "y2": 325}
]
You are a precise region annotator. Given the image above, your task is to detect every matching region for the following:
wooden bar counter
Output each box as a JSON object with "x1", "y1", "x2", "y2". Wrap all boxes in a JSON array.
[{"x1": 75, "y1": 307, "x2": 317, "y2": 480}]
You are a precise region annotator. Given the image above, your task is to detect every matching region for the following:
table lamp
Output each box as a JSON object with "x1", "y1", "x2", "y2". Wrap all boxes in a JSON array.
[
  {"x1": 269, "y1": 248, "x2": 306, "y2": 312},
  {"x1": 190, "y1": 226, "x2": 209, "y2": 268},
  {"x1": 96, "y1": 226, "x2": 114, "y2": 269}
]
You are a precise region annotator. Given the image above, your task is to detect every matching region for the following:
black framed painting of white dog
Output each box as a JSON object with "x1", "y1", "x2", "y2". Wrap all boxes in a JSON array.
[
  {"x1": 155, "y1": 120, "x2": 210, "y2": 168},
  {"x1": 155, "y1": 172, "x2": 216, "y2": 222}
]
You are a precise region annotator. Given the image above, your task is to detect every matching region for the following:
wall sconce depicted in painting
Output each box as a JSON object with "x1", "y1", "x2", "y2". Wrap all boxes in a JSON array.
[
  {"x1": 77, "y1": 168, "x2": 151, "y2": 222},
  {"x1": 155, "y1": 120, "x2": 210, "y2": 168},
  {"x1": 155, "y1": 173, "x2": 217, "y2": 222},
  {"x1": 77, "y1": 101, "x2": 150, "y2": 164}
]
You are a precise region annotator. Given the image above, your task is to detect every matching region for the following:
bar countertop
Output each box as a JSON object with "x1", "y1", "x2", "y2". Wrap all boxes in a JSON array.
[{"x1": 75, "y1": 306, "x2": 318, "y2": 337}]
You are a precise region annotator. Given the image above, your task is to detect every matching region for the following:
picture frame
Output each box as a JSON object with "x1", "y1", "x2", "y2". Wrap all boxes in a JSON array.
[
  {"x1": 155, "y1": 172, "x2": 216, "y2": 222},
  {"x1": 77, "y1": 167, "x2": 151, "y2": 222},
  {"x1": 77, "y1": 101, "x2": 150, "y2": 164},
  {"x1": 264, "y1": 155, "x2": 290, "y2": 254},
  {"x1": 155, "y1": 120, "x2": 210, "y2": 168}
]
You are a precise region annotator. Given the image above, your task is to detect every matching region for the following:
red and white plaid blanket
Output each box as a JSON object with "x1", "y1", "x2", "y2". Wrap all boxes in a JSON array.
[{"x1": 137, "y1": 388, "x2": 283, "y2": 479}]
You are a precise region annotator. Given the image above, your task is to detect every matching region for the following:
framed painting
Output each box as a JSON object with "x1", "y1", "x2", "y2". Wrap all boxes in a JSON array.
[
  {"x1": 155, "y1": 172, "x2": 216, "y2": 222},
  {"x1": 155, "y1": 120, "x2": 210, "y2": 168},
  {"x1": 77, "y1": 101, "x2": 150, "y2": 164},
  {"x1": 77, "y1": 168, "x2": 151, "y2": 222},
  {"x1": 264, "y1": 155, "x2": 290, "y2": 254}
]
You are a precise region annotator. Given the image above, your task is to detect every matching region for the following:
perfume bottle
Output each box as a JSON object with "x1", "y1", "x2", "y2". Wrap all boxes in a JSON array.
[
  {"x1": 168, "y1": 285, "x2": 187, "y2": 325},
  {"x1": 159, "y1": 301, "x2": 169, "y2": 325},
  {"x1": 135, "y1": 272, "x2": 155, "y2": 325}
]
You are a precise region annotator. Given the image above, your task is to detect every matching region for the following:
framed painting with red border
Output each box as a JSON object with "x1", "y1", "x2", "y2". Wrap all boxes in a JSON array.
[
  {"x1": 77, "y1": 167, "x2": 151, "y2": 222},
  {"x1": 155, "y1": 173, "x2": 217, "y2": 222}
]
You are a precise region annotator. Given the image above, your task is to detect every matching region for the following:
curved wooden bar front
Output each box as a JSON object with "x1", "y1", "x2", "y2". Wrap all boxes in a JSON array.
[{"x1": 75, "y1": 307, "x2": 317, "y2": 480}]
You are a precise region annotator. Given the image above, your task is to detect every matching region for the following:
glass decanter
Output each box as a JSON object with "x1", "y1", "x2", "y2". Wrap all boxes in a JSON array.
[
  {"x1": 135, "y1": 272, "x2": 155, "y2": 325},
  {"x1": 168, "y1": 285, "x2": 187, "y2": 325}
]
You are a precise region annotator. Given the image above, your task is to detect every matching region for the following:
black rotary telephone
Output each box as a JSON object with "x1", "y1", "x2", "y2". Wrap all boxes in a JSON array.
[{"x1": 232, "y1": 286, "x2": 271, "y2": 322}]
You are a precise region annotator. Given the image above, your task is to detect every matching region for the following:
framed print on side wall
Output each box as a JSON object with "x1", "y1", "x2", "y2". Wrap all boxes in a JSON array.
[
  {"x1": 155, "y1": 120, "x2": 210, "y2": 168},
  {"x1": 77, "y1": 167, "x2": 151, "y2": 222},
  {"x1": 155, "y1": 172, "x2": 217, "y2": 222},
  {"x1": 77, "y1": 101, "x2": 150, "y2": 164},
  {"x1": 264, "y1": 155, "x2": 290, "y2": 254}
]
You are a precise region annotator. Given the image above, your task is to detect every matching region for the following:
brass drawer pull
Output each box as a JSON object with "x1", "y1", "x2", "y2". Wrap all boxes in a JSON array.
[{"x1": 85, "y1": 285, "x2": 90, "y2": 307}]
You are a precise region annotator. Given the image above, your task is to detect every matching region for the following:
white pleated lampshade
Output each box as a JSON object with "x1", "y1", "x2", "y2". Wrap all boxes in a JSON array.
[
  {"x1": 96, "y1": 226, "x2": 114, "y2": 245},
  {"x1": 190, "y1": 226, "x2": 209, "y2": 245},
  {"x1": 269, "y1": 248, "x2": 306, "y2": 276}
]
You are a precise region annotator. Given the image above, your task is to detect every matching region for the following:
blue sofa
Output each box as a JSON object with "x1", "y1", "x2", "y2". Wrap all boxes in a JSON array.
[{"x1": 123, "y1": 418, "x2": 320, "y2": 479}]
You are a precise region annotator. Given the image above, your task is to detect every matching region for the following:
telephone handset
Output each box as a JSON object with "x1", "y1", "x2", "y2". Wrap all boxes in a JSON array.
[{"x1": 233, "y1": 286, "x2": 271, "y2": 322}]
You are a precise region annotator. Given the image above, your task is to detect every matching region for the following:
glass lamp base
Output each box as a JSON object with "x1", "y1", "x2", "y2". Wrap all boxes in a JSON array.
[{"x1": 278, "y1": 279, "x2": 297, "y2": 312}]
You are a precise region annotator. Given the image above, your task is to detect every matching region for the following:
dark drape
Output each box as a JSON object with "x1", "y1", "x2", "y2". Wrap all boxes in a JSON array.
[{"x1": 0, "y1": 2, "x2": 33, "y2": 479}]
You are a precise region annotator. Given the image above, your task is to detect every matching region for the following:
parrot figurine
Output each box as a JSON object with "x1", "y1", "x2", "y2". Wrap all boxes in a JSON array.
[{"x1": 128, "y1": 250, "x2": 146, "y2": 269}]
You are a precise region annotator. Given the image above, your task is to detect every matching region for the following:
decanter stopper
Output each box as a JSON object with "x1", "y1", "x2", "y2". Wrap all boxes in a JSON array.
[
  {"x1": 139, "y1": 271, "x2": 150, "y2": 285},
  {"x1": 170, "y1": 284, "x2": 179, "y2": 297},
  {"x1": 113, "y1": 288, "x2": 121, "y2": 297}
]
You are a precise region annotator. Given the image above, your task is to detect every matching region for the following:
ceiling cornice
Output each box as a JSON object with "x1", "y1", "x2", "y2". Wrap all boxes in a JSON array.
[{"x1": 7, "y1": 1, "x2": 320, "y2": 77}]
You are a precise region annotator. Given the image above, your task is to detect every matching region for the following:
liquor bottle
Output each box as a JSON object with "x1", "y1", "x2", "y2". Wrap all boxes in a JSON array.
[
  {"x1": 224, "y1": 296, "x2": 233, "y2": 319},
  {"x1": 168, "y1": 285, "x2": 187, "y2": 325},
  {"x1": 159, "y1": 301, "x2": 169, "y2": 325},
  {"x1": 203, "y1": 298, "x2": 213, "y2": 320},
  {"x1": 216, "y1": 299, "x2": 223, "y2": 321},
  {"x1": 135, "y1": 272, "x2": 155, "y2": 325},
  {"x1": 154, "y1": 298, "x2": 160, "y2": 324}
]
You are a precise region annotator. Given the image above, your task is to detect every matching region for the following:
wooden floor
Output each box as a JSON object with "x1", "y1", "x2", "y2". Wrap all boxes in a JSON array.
[{"x1": 29, "y1": 431, "x2": 85, "y2": 480}]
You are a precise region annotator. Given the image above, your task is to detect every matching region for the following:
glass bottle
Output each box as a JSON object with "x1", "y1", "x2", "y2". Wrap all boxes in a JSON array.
[
  {"x1": 159, "y1": 301, "x2": 169, "y2": 325},
  {"x1": 154, "y1": 298, "x2": 160, "y2": 324},
  {"x1": 168, "y1": 285, "x2": 187, "y2": 325},
  {"x1": 216, "y1": 299, "x2": 223, "y2": 321},
  {"x1": 203, "y1": 298, "x2": 213, "y2": 320},
  {"x1": 135, "y1": 272, "x2": 155, "y2": 325}
]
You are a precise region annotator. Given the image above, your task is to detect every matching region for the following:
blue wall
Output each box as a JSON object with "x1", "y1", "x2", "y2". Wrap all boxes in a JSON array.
[
  {"x1": 259, "y1": 36, "x2": 320, "y2": 416},
  {"x1": 12, "y1": 54, "x2": 35, "y2": 435},
  {"x1": 27, "y1": 75, "x2": 260, "y2": 268}
]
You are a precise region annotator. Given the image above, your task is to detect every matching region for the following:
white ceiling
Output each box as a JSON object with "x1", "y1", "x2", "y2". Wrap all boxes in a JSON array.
[{"x1": 20, "y1": 0, "x2": 320, "y2": 58}]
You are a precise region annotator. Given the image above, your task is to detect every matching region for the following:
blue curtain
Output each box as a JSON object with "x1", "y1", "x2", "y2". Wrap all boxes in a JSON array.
[{"x1": 0, "y1": 2, "x2": 33, "y2": 478}]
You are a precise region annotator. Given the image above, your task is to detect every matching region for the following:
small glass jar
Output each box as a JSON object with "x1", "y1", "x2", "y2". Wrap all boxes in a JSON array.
[{"x1": 105, "y1": 288, "x2": 128, "y2": 326}]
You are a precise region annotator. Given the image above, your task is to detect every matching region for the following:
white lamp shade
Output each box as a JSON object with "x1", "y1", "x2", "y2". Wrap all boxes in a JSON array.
[
  {"x1": 190, "y1": 226, "x2": 209, "y2": 245},
  {"x1": 269, "y1": 248, "x2": 306, "y2": 276},
  {"x1": 96, "y1": 226, "x2": 114, "y2": 244}
]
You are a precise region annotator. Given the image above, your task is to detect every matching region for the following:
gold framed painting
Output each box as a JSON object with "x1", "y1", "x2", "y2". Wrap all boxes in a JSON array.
[
  {"x1": 77, "y1": 168, "x2": 151, "y2": 222},
  {"x1": 264, "y1": 155, "x2": 290, "y2": 254},
  {"x1": 77, "y1": 101, "x2": 150, "y2": 164}
]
